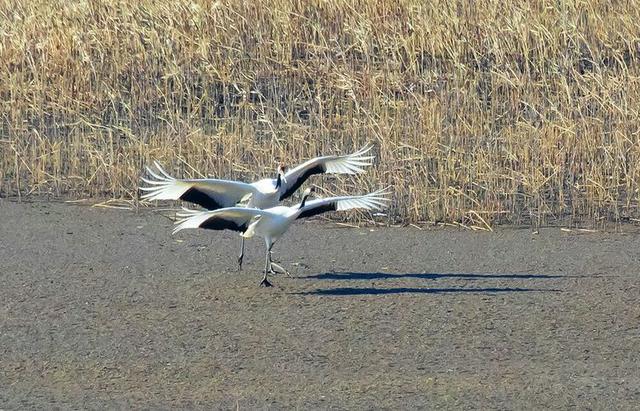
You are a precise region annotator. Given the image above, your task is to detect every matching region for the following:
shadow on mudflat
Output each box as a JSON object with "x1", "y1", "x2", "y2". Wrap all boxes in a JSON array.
[
  {"x1": 294, "y1": 271, "x2": 564, "y2": 296},
  {"x1": 303, "y1": 272, "x2": 564, "y2": 281},
  {"x1": 293, "y1": 286, "x2": 560, "y2": 296}
]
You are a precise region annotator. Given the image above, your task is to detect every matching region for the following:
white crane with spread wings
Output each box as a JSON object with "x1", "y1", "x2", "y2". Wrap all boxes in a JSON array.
[{"x1": 173, "y1": 187, "x2": 390, "y2": 287}]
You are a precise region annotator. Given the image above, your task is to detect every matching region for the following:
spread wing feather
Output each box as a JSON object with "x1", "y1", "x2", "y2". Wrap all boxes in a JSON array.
[
  {"x1": 296, "y1": 188, "x2": 391, "y2": 219},
  {"x1": 173, "y1": 207, "x2": 266, "y2": 235},
  {"x1": 280, "y1": 144, "x2": 375, "y2": 200},
  {"x1": 140, "y1": 162, "x2": 256, "y2": 210}
]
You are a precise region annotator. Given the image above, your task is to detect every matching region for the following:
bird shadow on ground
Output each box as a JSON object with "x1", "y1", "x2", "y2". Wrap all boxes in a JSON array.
[
  {"x1": 293, "y1": 271, "x2": 564, "y2": 296},
  {"x1": 293, "y1": 286, "x2": 559, "y2": 296},
  {"x1": 303, "y1": 272, "x2": 564, "y2": 281}
]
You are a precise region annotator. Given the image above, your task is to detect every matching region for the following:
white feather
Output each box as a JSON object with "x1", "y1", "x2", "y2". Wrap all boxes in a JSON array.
[
  {"x1": 173, "y1": 210, "x2": 216, "y2": 234},
  {"x1": 282, "y1": 144, "x2": 375, "y2": 199}
]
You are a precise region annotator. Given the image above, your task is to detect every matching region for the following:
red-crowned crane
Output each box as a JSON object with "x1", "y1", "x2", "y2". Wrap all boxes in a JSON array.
[{"x1": 172, "y1": 187, "x2": 390, "y2": 287}]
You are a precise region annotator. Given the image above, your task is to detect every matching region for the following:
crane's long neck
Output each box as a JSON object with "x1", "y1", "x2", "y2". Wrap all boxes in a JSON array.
[
  {"x1": 299, "y1": 191, "x2": 311, "y2": 209},
  {"x1": 288, "y1": 191, "x2": 313, "y2": 220},
  {"x1": 275, "y1": 172, "x2": 282, "y2": 189}
]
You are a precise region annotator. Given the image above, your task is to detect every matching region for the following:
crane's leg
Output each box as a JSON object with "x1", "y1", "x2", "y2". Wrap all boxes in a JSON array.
[
  {"x1": 265, "y1": 239, "x2": 291, "y2": 277},
  {"x1": 237, "y1": 237, "x2": 245, "y2": 271},
  {"x1": 259, "y1": 241, "x2": 273, "y2": 287}
]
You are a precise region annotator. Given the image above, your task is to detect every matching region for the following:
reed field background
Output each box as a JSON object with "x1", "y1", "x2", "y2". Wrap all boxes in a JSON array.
[{"x1": 2, "y1": 0, "x2": 640, "y2": 227}]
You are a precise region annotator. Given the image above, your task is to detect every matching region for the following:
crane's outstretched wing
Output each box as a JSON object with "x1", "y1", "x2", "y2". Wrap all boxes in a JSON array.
[
  {"x1": 280, "y1": 144, "x2": 374, "y2": 200},
  {"x1": 139, "y1": 162, "x2": 256, "y2": 210},
  {"x1": 295, "y1": 188, "x2": 391, "y2": 219},
  {"x1": 172, "y1": 207, "x2": 266, "y2": 235}
]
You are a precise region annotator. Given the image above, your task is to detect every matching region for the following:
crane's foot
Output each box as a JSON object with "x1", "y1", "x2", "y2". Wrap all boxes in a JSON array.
[{"x1": 259, "y1": 277, "x2": 273, "y2": 287}]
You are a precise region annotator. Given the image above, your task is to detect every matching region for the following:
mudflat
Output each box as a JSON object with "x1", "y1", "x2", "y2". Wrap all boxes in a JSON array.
[{"x1": 1, "y1": 201, "x2": 639, "y2": 409}]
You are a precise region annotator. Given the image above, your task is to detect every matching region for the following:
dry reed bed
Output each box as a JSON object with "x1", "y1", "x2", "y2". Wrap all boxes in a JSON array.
[{"x1": 2, "y1": 0, "x2": 640, "y2": 226}]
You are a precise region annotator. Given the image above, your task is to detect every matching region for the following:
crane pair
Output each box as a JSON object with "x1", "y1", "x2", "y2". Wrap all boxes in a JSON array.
[{"x1": 140, "y1": 145, "x2": 390, "y2": 287}]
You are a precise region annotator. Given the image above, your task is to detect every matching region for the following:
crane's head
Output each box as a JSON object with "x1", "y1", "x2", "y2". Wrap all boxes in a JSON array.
[
  {"x1": 275, "y1": 163, "x2": 287, "y2": 188},
  {"x1": 299, "y1": 186, "x2": 316, "y2": 208}
]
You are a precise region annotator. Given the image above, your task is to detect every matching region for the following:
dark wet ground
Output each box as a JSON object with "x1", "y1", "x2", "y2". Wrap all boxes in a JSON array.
[{"x1": 1, "y1": 201, "x2": 639, "y2": 409}]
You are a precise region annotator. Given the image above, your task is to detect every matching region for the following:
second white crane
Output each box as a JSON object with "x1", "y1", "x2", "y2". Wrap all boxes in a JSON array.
[{"x1": 173, "y1": 187, "x2": 390, "y2": 287}]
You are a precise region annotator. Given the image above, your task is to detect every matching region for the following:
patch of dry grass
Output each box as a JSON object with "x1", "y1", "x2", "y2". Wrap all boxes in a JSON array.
[{"x1": 2, "y1": 0, "x2": 640, "y2": 226}]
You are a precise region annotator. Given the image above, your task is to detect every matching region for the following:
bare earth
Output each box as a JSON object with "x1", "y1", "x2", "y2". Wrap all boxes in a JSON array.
[{"x1": 1, "y1": 200, "x2": 639, "y2": 409}]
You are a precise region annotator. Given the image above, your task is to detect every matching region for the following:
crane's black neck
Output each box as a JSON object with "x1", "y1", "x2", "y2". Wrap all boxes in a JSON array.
[
  {"x1": 275, "y1": 172, "x2": 282, "y2": 189},
  {"x1": 299, "y1": 191, "x2": 311, "y2": 209}
]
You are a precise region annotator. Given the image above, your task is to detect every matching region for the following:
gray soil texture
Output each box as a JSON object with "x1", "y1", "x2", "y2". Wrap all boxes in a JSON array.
[{"x1": 1, "y1": 201, "x2": 639, "y2": 409}]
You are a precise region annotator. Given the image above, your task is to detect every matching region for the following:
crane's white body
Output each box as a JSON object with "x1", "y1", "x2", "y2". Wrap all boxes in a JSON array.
[{"x1": 247, "y1": 179, "x2": 283, "y2": 209}]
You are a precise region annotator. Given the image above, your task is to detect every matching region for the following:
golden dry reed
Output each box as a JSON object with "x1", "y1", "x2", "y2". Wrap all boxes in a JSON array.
[{"x1": 2, "y1": 0, "x2": 640, "y2": 227}]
